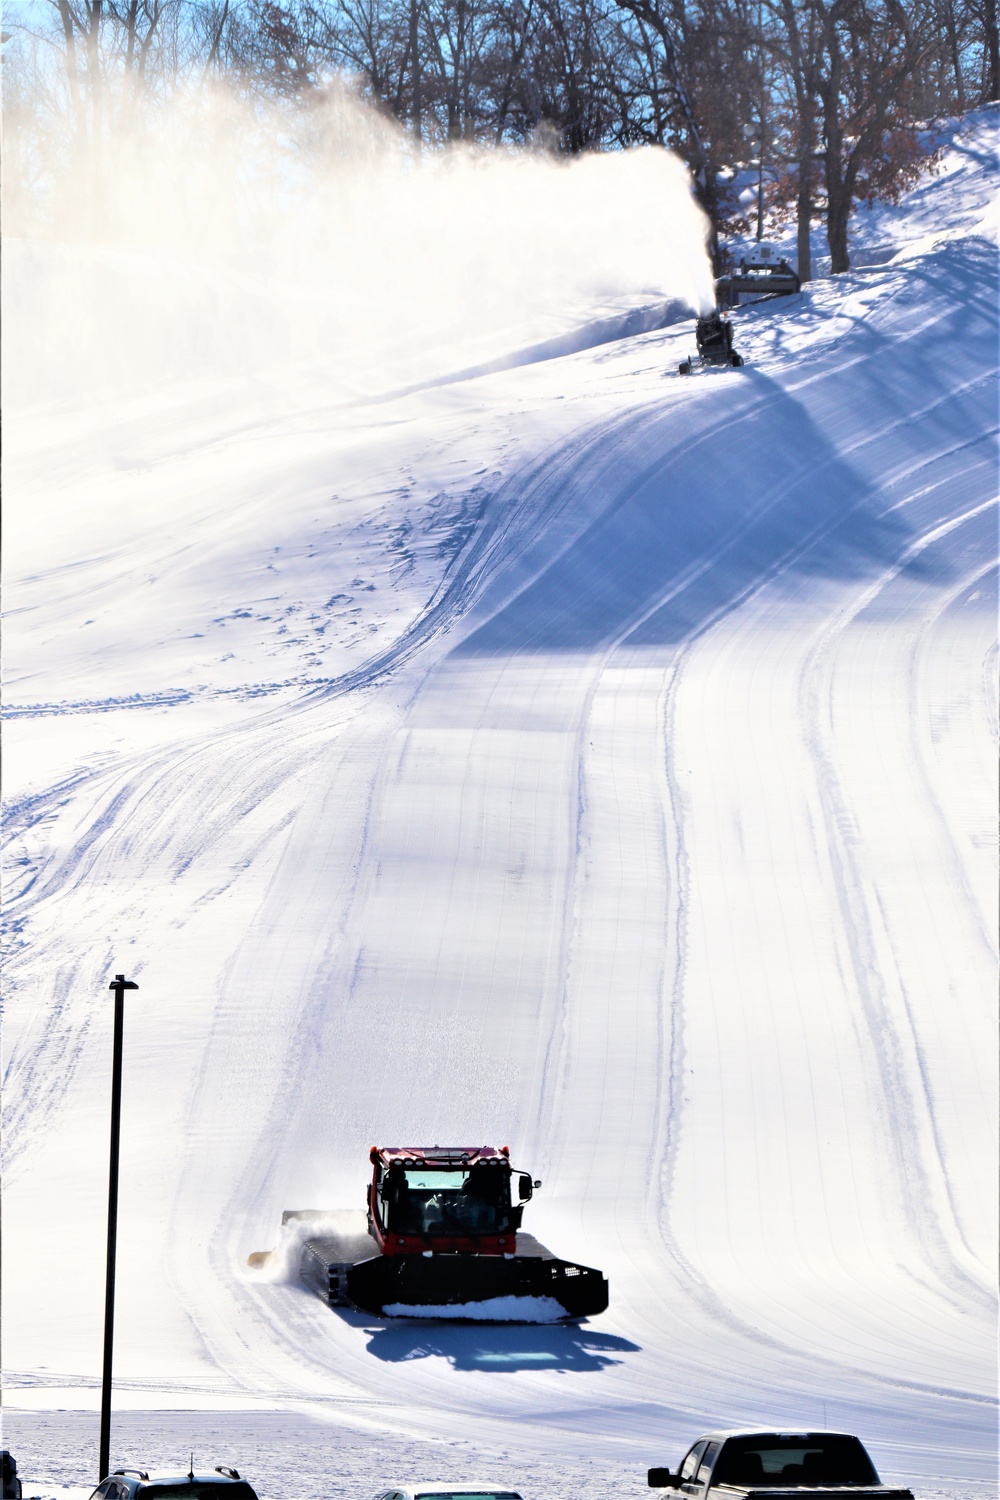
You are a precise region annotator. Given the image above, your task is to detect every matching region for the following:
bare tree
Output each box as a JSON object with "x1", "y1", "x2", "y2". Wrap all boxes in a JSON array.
[
  {"x1": 813, "y1": 0, "x2": 933, "y2": 272},
  {"x1": 766, "y1": 0, "x2": 822, "y2": 278},
  {"x1": 612, "y1": 0, "x2": 757, "y2": 261}
]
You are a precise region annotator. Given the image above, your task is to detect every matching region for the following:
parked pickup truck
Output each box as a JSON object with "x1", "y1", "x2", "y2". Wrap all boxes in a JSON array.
[{"x1": 648, "y1": 1431, "x2": 915, "y2": 1499}]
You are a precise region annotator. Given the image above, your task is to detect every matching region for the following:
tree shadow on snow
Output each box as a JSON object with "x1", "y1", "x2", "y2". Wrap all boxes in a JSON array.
[
  {"x1": 449, "y1": 242, "x2": 996, "y2": 658},
  {"x1": 334, "y1": 1307, "x2": 639, "y2": 1371}
]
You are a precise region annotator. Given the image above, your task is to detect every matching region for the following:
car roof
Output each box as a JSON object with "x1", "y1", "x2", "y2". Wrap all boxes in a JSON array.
[
  {"x1": 385, "y1": 1484, "x2": 521, "y2": 1494},
  {"x1": 116, "y1": 1473, "x2": 247, "y2": 1485},
  {"x1": 684, "y1": 1431, "x2": 859, "y2": 1444}
]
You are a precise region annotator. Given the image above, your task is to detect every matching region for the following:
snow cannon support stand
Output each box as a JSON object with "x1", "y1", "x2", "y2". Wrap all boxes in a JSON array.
[{"x1": 679, "y1": 308, "x2": 744, "y2": 375}]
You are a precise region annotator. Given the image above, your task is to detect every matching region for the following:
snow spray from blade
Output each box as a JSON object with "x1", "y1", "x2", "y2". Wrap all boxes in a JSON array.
[
  {"x1": 4, "y1": 83, "x2": 717, "y2": 406},
  {"x1": 243, "y1": 1213, "x2": 340, "y2": 1286}
]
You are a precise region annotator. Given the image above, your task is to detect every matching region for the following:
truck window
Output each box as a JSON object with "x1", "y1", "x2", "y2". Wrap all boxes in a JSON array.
[
  {"x1": 712, "y1": 1435, "x2": 879, "y2": 1487},
  {"x1": 679, "y1": 1442, "x2": 708, "y2": 1482},
  {"x1": 696, "y1": 1443, "x2": 721, "y2": 1483}
]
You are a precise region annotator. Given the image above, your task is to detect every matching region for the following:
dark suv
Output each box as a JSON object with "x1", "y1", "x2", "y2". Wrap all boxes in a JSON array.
[{"x1": 91, "y1": 1469, "x2": 259, "y2": 1500}]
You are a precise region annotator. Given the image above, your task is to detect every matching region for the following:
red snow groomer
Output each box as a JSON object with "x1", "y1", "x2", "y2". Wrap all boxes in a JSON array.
[{"x1": 263, "y1": 1145, "x2": 608, "y2": 1321}]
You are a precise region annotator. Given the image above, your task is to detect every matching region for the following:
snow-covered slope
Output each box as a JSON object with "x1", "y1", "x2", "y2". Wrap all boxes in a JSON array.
[{"x1": 3, "y1": 111, "x2": 997, "y2": 1498}]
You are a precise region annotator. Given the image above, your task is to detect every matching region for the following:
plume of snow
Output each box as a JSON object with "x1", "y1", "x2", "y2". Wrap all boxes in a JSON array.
[{"x1": 5, "y1": 82, "x2": 716, "y2": 408}]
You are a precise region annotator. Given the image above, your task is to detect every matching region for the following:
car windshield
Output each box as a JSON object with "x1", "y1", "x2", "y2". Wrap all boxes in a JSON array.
[
  {"x1": 382, "y1": 1166, "x2": 512, "y2": 1236},
  {"x1": 143, "y1": 1485, "x2": 257, "y2": 1500},
  {"x1": 713, "y1": 1436, "x2": 879, "y2": 1488},
  {"x1": 416, "y1": 1492, "x2": 522, "y2": 1500}
]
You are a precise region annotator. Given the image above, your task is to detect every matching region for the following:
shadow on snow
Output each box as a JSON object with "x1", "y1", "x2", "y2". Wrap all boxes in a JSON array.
[
  {"x1": 451, "y1": 240, "x2": 997, "y2": 657},
  {"x1": 331, "y1": 1306, "x2": 640, "y2": 1372}
]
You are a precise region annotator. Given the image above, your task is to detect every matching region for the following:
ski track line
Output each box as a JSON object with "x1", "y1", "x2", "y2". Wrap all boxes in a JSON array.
[
  {"x1": 182, "y1": 245, "x2": 995, "y2": 1423},
  {"x1": 159, "y1": 383, "x2": 785, "y2": 1413},
  {"x1": 132, "y1": 399, "x2": 695, "y2": 1406},
  {"x1": 4, "y1": 176, "x2": 997, "y2": 1473},
  {"x1": 798, "y1": 520, "x2": 996, "y2": 1305},
  {"x1": 578, "y1": 246, "x2": 997, "y2": 1401}
]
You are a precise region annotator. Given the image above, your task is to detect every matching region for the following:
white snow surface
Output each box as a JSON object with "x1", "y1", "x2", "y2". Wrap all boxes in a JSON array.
[{"x1": 3, "y1": 110, "x2": 998, "y2": 1500}]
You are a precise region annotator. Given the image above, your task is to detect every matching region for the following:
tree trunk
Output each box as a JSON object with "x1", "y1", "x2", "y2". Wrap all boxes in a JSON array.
[
  {"x1": 86, "y1": 0, "x2": 103, "y2": 97},
  {"x1": 796, "y1": 87, "x2": 818, "y2": 282},
  {"x1": 124, "y1": 0, "x2": 139, "y2": 75},
  {"x1": 493, "y1": 2, "x2": 534, "y2": 143},
  {"x1": 985, "y1": 0, "x2": 999, "y2": 100},
  {"x1": 942, "y1": 0, "x2": 965, "y2": 110},
  {"x1": 819, "y1": 31, "x2": 851, "y2": 273},
  {"x1": 410, "y1": 0, "x2": 421, "y2": 141},
  {"x1": 695, "y1": 162, "x2": 722, "y2": 272},
  {"x1": 86, "y1": 0, "x2": 103, "y2": 161},
  {"x1": 452, "y1": 0, "x2": 466, "y2": 138},
  {"x1": 796, "y1": 153, "x2": 812, "y2": 282},
  {"x1": 202, "y1": 0, "x2": 230, "y2": 78},
  {"x1": 826, "y1": 172, "x2": 851, "y2": 272},
  {"x1": 54, "y1": 0, "x2": 85, "y2": 131},
  {"x1": 824, "y1": 101, "x2": 852, "y2": 273}
]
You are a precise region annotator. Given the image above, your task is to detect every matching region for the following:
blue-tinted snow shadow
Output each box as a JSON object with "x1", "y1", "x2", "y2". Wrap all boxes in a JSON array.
[
  {"x1": 451, "y1": 240, "x2": 997, "y2": 657},
  {"x1": 332, "y1": 1307, "x2": 639, "y2": 1371}
]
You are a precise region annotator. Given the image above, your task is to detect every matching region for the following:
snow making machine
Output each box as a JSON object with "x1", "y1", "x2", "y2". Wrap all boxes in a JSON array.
[
  {"x1": 253, "y1": 1145, "x2": 609, "y2": 1321},
  {"x1": 679, "y1": 309, "x2": 744, "y2": 374}
]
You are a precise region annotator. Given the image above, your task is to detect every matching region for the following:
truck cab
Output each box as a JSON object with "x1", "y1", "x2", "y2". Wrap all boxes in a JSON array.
[{"x1": 648, "y1": 1431, "x2": 914, "y2": 1498}]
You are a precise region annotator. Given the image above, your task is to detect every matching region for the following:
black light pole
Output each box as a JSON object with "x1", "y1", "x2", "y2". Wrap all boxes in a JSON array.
[{"x1": 99, "y1": 973, "x2": 139, "y2": 1483}]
